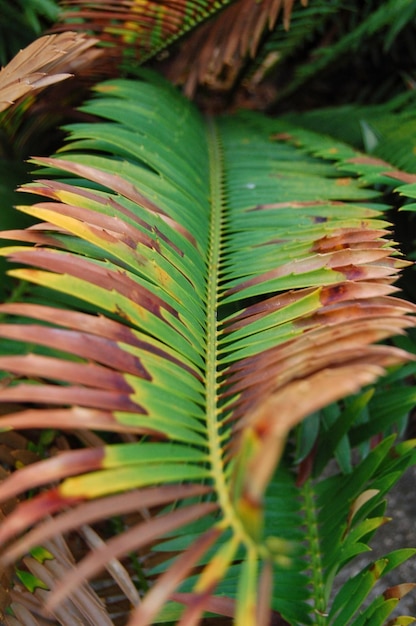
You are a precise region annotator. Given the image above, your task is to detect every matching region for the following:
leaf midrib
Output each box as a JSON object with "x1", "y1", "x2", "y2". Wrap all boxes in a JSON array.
[
  {"x1": 205, "y1": 120, "x2": 258, "y2": 551},
  {"x1": 205, "y1": 118, "x2": 231, "y2": 522}
]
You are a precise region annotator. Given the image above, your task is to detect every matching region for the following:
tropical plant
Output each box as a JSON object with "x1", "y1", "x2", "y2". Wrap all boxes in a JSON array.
[{"x1": 1, "y1": 1, "x2": 416, "y2": 625}]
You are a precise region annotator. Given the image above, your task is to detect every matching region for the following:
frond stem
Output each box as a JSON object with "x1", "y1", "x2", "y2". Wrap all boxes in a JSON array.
[
  {"x1": 301, "y1": 478, "x2": 328, "y2": 625},
  {"x1": 205, "y1": 117, "x2": 232, "y2": 521}
]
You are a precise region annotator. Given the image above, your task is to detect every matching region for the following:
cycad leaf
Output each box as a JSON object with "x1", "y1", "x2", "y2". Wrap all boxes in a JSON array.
[
  {"x1": 301, "y1": 435, "x2": 416, "y2": 625},
  {"x1": 0, "y1": 74, "x2": 414, "y2": 624}
]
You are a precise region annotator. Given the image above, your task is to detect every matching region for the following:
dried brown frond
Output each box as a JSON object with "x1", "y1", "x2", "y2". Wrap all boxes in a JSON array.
[
  {"x1": 0, "y1": 464, "x2": 15, "y2": 622},
  {"x1": 4, "y1": 533, "x2": 116, "y2": 626},
  {"x1": 162, "y1": 0, "x2": 308, "y2": 97},
  {"x1": 0, "y1": 430, "x2": 144, "y2": 625},
  {"x1": 51, "y1": 0, "x2": 307, "y2": 102},
  {"x1": 0, "y1": 431, "x2": 45, "y2": 623},
  {"x1": 53, "y1": 0, "x2": 234, "y2": 65},
  {"x1": 0, "y1": 32, "x2": 101, "y2": 114}
]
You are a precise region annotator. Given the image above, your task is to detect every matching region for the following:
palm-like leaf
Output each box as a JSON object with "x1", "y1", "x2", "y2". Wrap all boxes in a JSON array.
[{"x1": 0, "y1": 73, "x2": 415, "y2": 625}]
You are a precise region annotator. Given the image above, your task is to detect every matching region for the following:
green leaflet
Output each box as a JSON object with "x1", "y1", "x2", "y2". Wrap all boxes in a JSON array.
[
  {"x1": 60, "y1": 464, "x2": 210, "y2": 499},
  {"x1": 301, "y1": 438, "x2": 416, "y2": 625},
  {"x1": 273, "y1": 0, "x2": 416, "y2": 104},
  {"x1": 0, "y1": 73, "x2": 415, "y2": 625},
  {"x1": 329, "y1": 550, "x2": 416, "y2": 626},
  {"x1": 15, "y1": 569, "x2": 49, "y2": 593}
]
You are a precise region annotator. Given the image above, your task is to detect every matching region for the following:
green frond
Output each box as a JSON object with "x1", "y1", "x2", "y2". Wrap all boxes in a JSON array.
[
  {"x1": 282, "y1": 92, "x2": 416, "y2": 173},
  {"x1": 275, "y1": 0, "x2": 416, "y2": 103},
  {"x1": 0, "y1": 73, "x2": 415, "y2": 624},
  {"x1": 308, "y1": 436, "x2": 416, "y2": 626}
]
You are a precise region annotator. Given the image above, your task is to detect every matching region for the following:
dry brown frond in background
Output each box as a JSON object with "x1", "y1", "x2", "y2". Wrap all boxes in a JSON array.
[
  {"x1": 51, "y1": 0, "x2": 307, "y2": 101},
  {"x1": 0, "y1": 32, "x2": 101, "y2": 114},
  {"x1": 162, "y1": 0, "x2": 308, "y2": 97}
]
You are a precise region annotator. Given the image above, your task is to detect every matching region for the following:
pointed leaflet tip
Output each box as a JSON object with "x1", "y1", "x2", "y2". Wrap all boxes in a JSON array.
[
  {"x1": 0, "y1": 354, "x2": 135, "y2": 392},
  {"x1": 237, "y1": 363, "x2": 394, "y2": 504},
  {"x1": 384, "y1": 584, "x2": 416, "y2": 601},
  {"x1": 0, "y1": 448, "x2": 105, "y2": 505},
  {"x1": 0, "y1": 489, "x2": 83, "y2": 546},
  {"x1": 2, "y1": 246, "x2": 180, "y2": 323},
  {"x1": 0, "y1": 323, "x2": 152, "y2": 380},
  {"x1": 0, "y1": 407, "x2": 154, "y2": 436},
  {"x1": 0, "y1": 383, "x2": 146, "y2": 413},
  {"x1": 1, "y1": 484, "x2": 212, "y2": 565},
  {"x1": 0, "y1": 302, "x2": 199, "y2": 376},
  {"x1": 347, "y1": 489, "x2": 380, "y2": 529}
]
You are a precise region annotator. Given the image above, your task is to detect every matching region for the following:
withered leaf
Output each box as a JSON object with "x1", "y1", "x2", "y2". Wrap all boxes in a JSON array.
[{"x1": 0, "y1": 32, "x2": 100, "y2": 113}]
